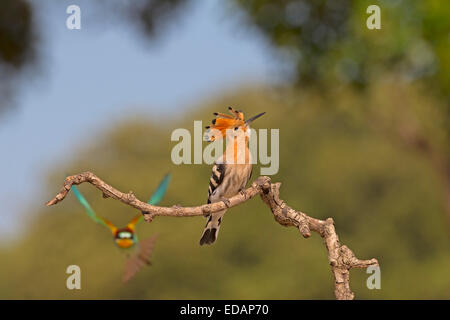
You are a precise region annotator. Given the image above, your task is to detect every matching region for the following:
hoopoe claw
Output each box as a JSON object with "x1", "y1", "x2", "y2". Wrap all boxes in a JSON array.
[{"x1": 221, "y1": 197, "x2": 231, "y2": 208}]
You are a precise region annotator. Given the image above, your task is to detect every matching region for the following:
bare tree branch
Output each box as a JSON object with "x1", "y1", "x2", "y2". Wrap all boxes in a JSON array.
[{"x1": 46, "y1": 171, "x2": 379, "y2": 300}]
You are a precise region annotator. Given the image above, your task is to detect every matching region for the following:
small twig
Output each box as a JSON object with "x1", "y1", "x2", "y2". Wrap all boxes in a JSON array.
[{"x1": 47, "y1": 171, "x2": 379, "y2": 300}]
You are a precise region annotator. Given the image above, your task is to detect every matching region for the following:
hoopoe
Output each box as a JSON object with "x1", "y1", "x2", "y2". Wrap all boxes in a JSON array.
[{"x1": 200, "y1": 107, "x2": 265, "y2": 245}]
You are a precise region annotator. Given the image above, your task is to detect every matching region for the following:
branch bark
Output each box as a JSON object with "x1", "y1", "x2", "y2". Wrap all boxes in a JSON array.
[{"x1": 46, "y1": 171, "x2": 379, "y2": 300}]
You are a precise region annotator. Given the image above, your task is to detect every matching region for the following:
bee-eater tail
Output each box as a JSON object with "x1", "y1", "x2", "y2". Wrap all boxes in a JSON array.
[{"x1": 199, "y1": 211, "x2": 225, "y2": 246}]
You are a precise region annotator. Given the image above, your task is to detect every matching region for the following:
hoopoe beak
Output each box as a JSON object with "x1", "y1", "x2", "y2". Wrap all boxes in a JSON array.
[{"x1": 245, "y1": 112, "x2": 266, "y2": 125}]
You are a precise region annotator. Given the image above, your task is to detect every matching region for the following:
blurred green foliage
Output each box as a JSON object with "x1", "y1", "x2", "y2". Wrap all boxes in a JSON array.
[
  {"x1": 234, "y1": 0, "x2": 450, "y2": 97},
  {"x1": 1, "y1": 83, "x2": 449, "y2": 299}
]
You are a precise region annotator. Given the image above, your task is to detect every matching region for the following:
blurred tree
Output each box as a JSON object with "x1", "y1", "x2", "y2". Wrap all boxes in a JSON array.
[
  {"x1": 0, "y1": 0, "x2": 36, "y2": 115},
  {"x1": 127, "y1": 0, "x2": 191, "y2": 38},
  {"x1": 232, "y1": 0, "x2": 450, "y2": 95},
  {"x1": 93, "y1": 0, "x2": 192, "y2": 40},
  {"x1": 0, "y1": 0, "x2": 34, "y2": 67}
]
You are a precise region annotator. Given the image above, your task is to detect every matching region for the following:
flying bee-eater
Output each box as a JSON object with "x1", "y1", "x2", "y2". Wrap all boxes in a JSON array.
[{"x1": 71, "y1": 173, "x2": 170, "y2": 282}]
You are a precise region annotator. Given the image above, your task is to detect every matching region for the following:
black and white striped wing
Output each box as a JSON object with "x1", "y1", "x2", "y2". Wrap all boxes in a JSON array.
[{"x1": 207, "y1": 163, "x2": 225, "y2": 203}]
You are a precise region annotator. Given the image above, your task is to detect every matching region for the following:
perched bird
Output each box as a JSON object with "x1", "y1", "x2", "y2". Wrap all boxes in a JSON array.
[
  {"x1": 200, "y1": 107, "x2": 265, "y2": 245},
  {"x1": 71, "y1": 173, "x2": 170, "y2": 282}
]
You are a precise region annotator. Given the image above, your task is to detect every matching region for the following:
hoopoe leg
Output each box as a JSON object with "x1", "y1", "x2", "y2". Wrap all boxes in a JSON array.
[{"x1": 220, "y1": 197, "x2": 231, "y2": 208}]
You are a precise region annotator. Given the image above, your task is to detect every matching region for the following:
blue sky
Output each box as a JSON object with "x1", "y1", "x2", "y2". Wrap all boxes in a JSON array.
[{"x1": 0, "y1": 1, "x2": 284, "y2": 237}]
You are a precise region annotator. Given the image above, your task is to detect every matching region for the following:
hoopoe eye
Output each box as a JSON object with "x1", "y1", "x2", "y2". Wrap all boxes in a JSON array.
[{"x1": 234, "y1": 127, "x2": 238, "y2": 131}]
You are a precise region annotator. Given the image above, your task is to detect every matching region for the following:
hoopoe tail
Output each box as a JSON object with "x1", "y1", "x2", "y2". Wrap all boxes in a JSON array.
[{"x1": 199, "y1": 210, "x2": 226, "y2": 245}]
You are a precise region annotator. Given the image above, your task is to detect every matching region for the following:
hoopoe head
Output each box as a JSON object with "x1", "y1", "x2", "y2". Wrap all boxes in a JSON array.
[{"x1": 204, "y1": 107, "x2": 265, "y2": 142}]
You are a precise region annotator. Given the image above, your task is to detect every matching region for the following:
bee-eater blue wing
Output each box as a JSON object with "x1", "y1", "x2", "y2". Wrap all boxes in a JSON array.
[
  {"x1": 148, "y1": 173, "x2": 171, "y2": 205},
  {"x1": 133, "y1": 174, "x2": 171, "y2": 226},
  {"x1": 71, "y1": 185, "x2": 117, "y2": 234}
]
